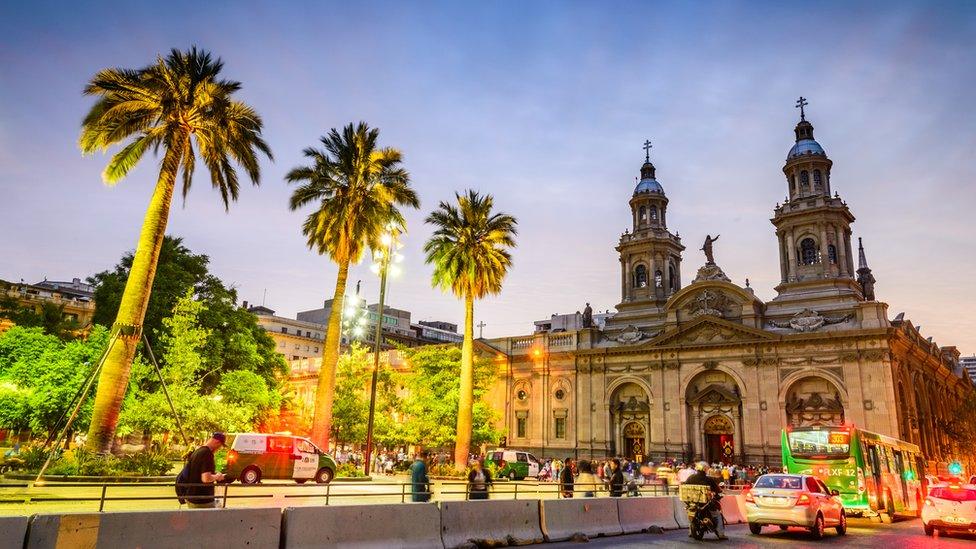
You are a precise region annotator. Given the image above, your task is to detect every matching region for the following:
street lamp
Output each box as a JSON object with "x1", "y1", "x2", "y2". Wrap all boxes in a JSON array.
[{"x1": 363, "y1": 224, "x2": 404, "y2": 476}]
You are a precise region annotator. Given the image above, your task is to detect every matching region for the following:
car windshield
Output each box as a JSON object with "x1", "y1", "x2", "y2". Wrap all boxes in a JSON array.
[
  {"x1": 787, "y1": 429, "x2": 850, "y2": 458},
  {"x1": 930, "y1": 487, "x2": 976, "y2": 502},
  {"x1": 755, "y1": 475, "x2": 803, "y2": 490}
]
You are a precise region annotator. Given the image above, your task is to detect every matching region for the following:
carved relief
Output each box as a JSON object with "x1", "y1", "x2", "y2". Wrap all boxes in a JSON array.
[
  {"x1": 767, "y1": 308, "x2": 853, "y2": 332},
  {"x1": 613, "y1": 325, "x2": 647, "y2": 344},
  {"x1": 686, "y1": 289, "x2": 731, "y2": 318}
]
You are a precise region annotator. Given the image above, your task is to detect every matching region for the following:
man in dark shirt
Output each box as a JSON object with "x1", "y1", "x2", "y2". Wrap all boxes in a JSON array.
[
  {"x1": 684, "y1": 462, "x2": 726, "y2": 540},
  {"x1": 184, "y1": 433, "x2": 226, "y2": 508},
  {"x1": 559, "y1": 457, "x2": 575, "y2": 498}
]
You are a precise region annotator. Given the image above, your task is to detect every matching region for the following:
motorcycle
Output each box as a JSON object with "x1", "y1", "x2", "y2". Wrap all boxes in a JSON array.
[{"x1": 679, "y1": 484, "x2": 725, "y2": 541}]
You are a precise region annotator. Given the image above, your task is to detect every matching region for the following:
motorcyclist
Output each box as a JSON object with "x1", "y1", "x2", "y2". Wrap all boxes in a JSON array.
[{"x1": 684, "y1": 461, "x2": 727, "y2": 540}]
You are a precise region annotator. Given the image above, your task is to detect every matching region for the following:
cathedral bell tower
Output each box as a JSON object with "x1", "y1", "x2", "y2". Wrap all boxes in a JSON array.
[
  {"x1": 769, "y1": 98, "x2": 863, "y2": 310},
  {"x1": 614, "y1": 141, "x2": 684, "y2": 325}
]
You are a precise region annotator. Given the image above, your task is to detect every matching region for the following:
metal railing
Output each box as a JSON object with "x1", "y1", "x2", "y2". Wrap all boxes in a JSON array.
[{"x1": 0, "y1": 478, "x2": 679, "y2": 514}]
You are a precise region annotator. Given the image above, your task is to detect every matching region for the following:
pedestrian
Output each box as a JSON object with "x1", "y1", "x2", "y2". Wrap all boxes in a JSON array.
[
  {"x1": 467, "y1": 459, "x2": 493, "y2": 500},
  {"x1": 410, "y1": 453, "x2": 431, "y2": 502},
  {"x1": 559, "y1": 457, "x2": 575, "y2": 498},
  {"x1": 609, "y1": 459, "x2": 625, "y2": 497},
  {"x1": 576, "y1": 460, "x2": 600, "y2": 497},
  {"x1": 178, "y1": 432, "x2": 227, "y2": 509},
  {"x1": 678, "y1": 462, "x2": 696, "y2": 484}
]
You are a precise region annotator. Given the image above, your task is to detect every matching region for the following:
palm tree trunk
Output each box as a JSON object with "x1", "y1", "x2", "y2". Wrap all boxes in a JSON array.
[
  {"x1": 86, "y1": 133, "x2": 186, "y2": 454},
  {"x1": 454, "y1": 295, "x2": 475, "y2": 471},
  {"x1": 310, "y1": 261, "x2": 350, "y2": 450}
]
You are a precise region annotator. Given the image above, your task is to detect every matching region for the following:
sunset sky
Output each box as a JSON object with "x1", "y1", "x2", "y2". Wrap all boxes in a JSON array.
[{"x1": 2, "y1": 1, "x2": 974, "y2": 354}]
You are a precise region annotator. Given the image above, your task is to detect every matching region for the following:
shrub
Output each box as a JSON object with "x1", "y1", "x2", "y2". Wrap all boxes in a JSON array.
[
  {"x1": 15, "y1": 443, "x2": 54, "y2": 471},
  {"x1": 429, "y1": 464, "x2": 465, "y2": 478},
  {"x1": 117, "y1": 452, "x2": 174, "y2": 476},
  {"x1": 335, "y1": 463, "x2": 365, "y2": 478}
]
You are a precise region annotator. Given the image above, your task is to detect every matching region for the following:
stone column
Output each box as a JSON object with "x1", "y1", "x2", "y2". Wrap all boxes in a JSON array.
[
  {"x1": 785, "y1": 228, "x2": 797, "y2": 281},
  {"x1": 834, "y1": 225, "x2": 849, "y2": 276},
  {"x1": 819, "y1": 222, "x2": 830, "y2": 274}
]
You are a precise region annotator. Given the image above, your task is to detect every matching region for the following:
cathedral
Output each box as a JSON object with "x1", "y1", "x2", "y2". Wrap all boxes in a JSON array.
[{"x1": 482, "y1": 102, "x2": 976, "y2": 469}]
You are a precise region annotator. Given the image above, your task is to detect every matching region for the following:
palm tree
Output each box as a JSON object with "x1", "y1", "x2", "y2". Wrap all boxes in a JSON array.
[
  {"x1": 424, "y1": 190, "x2": 517, "y2": 470},
  {"x1": 79, "y1": 47, "x2": 271, "y2": 453},
  {"x1": 286, "y1": 122, "x2": 419, "y2": 449}
]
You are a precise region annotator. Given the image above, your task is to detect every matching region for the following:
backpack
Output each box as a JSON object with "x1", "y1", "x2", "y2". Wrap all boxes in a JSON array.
[{"x1": 175, "y1": 449, "x2": 193, "y2": 505}]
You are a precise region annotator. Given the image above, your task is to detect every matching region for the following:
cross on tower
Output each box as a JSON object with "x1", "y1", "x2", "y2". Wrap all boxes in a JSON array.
[
  {"x1": 642, "y1": 139, "x2": 652, "y2": 162},
  {"x1": 795, "y1": 96, "x2": 809, "y2": 121},
  {"x1": 476, "y1": 321, "x2": 486, "y2": 339}
]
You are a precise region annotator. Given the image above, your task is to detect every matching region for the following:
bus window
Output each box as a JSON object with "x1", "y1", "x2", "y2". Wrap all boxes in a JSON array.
[
  {"x1": 893, "y1": 451, "x2": 908, "y2": 503},
  {"x1": 867, "y1": 445, "x2": 881, "y2": 482}
]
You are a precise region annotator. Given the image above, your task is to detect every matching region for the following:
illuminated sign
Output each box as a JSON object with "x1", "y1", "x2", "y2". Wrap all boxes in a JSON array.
[{"x1": 828, "y1": 432, "x2": 850, "y2": 445}]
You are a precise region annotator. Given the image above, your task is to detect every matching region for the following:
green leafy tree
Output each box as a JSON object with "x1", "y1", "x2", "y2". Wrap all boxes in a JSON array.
[
  {"x1": 396, "y1": 345, "x2": 500, "y2": 452},
  {"x1": 79, "y1": 47, "x2": 272, "y2": 453},
  {"x1": 424, "y1": 190, "x2": 516, "y2": 469},
  {"x1": 286, "y1": 122, "x2": 419, "y2": 449}
]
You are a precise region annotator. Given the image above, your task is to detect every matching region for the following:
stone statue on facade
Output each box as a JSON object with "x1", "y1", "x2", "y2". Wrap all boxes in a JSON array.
[
  {"x1": 581, "y1": 303, "x2": 593, "y2": 328},
  {"x1": 768, "y1": 308, "x2": 853, "y2": 332},
  {"x1": 701, "y1": 234, "x2": 720, "y2": 265}
]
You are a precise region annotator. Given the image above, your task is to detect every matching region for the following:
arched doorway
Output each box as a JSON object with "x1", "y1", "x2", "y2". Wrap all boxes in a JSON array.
[
  {"x1": 784, "y1": 376, "x2": 844, "y2": 427},
  {"x1": 685, "y1": 370, "x2": 742, "y2": 464},
  {"x1": 703, "y1": 415, "x2": 735, "y2": 465},
  {"x1": 609, "y1": 381, "x2": 651, "y2": 459},
  {"x1": 623, "y1": 422, "x2": 646, "y2": 462}
]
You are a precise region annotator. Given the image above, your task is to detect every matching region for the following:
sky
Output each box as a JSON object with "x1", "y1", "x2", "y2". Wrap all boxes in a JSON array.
[{"x1": 1, "y1": 1, "x2": 974, "y2": 354}]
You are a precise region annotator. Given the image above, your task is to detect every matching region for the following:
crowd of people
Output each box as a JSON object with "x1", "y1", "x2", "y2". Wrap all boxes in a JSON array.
[{"x1": 540, "y1": 456, "x2": 772, "y2": 493}]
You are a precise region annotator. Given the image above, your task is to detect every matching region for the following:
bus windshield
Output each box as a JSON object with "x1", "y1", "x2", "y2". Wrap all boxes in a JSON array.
[{"x1": 787, "y1": 429, "x2": 850, "y2": 458}]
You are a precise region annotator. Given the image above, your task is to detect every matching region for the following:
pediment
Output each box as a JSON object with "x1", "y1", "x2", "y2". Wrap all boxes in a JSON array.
[
  {"x1": 643, "y1": 316, "x2": 776, "y2": 348},
  {"x1": 688, "y1": 383, "x2": 741, "y2": 405}
]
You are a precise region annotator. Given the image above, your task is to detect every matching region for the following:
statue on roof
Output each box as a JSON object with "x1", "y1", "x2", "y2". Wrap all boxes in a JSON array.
[{"x1": 701, "y1": 234, "x2": 720, "y2": 265}]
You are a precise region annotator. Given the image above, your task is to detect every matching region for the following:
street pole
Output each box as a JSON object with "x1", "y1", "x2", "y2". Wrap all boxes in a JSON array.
[{"x1": 364, "y1": 229, "x2": 397, "y2": 476}]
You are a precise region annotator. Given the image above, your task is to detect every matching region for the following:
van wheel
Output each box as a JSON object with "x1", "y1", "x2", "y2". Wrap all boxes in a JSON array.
[
  {"x1": 809, "y1": 514, "x2": 825, "y2": 540},
  {"x1": 315, "y1": 467, "x2": 334, "y2": 484},
  {"x1": 240, "y1": 466, "x2": 261, "y2": 485},
  {"x1": 508, "y1": 471, "x2": 517, "y2": 481}
]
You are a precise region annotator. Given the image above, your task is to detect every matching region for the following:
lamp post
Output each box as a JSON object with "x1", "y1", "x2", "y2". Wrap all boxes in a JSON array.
[{"x1": 363, "y1": 225, "x2": 403, "y2": 476}]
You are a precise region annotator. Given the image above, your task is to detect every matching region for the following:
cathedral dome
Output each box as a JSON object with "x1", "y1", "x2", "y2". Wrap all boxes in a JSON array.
[
  {"x1": 787, "y1": 138, "x2": 825, "y2": 160},
  {"x1": 635, "y1": 160, "x2": 665, "y2": 194}
]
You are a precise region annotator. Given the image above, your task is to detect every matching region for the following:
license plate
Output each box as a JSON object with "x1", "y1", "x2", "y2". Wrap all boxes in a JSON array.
[{"x1": 944, "y1": 516, "x2": 967, "y2": 524}]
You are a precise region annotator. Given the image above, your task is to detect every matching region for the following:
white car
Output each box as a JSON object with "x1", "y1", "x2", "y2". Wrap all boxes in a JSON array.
[
  {"x1": 922, "y1": 483, "x2": 976, "y2": 536},
  {"x1": 744, "y1": 474, "x2": 847, "y2": 539}
]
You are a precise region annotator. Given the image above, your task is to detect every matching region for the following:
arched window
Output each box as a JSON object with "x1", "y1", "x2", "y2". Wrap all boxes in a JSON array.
[
  {"x1": 789, "y1": 176, "x2": 796, "y2": 196},
  {"x1": 800, "y1": 238, "x2": 818, "y2": 265},
  {"x1": 813, "y1": 170, "x2": 823, "y2": 193},
  {"x1": 800, "y1": 171, "x2": 810, "y2": 195},
  {"x1": 650, "y1": 205, "x2": 658, "y2": 222},
  {"x1": 638, "y1": 206, "x2": 647, "y2": 222},
  {"x1": 827, "y1": 244, "x2": 837, "y2": 264},
  {"x1": 634, "y1": 265, "x2": 648, "y2": 288},
  {"x1": 654, "y1": 270, "x2": 663, "y2": 288},
  {"x1": 669, "y1": 263, "x2": 677, "y2": 291}
]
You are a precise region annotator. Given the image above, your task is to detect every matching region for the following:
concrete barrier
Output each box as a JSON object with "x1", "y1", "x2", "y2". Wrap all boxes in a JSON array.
[
  {"x1": 672, "y1": 497, "x2": 690, "y2": 529},
  {"x1": 440, "y1": 500, "x2": 542, "y2": 549},
  {"x1": 540, "y1": 498, "x2": 622, "y2": 542},
  {"x1": 26, "y1": 508, "x2": 281, "y2": 549},
  {"x1": 281, "y1": 504, "x2": 441, "y2": 549},
  {"x1": 719, "y1": 494, "x2": 746, "y2": 524},
  {"x1": 0, "y1": 516, "x2": 29, "y2": 549},
  {"x1": 616, "y1": 497, "x2": 681, "y2": 533}
]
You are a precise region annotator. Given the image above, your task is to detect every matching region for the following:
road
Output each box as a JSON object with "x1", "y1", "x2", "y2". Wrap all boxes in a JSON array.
[{"x1": 550, "y1": 518, "x2": 976, "y2": 548}]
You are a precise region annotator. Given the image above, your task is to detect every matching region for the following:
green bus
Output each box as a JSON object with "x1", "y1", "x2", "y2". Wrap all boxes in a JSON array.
[{"x1": 781, "y1": 425, "x2": 925, "y2": 517}]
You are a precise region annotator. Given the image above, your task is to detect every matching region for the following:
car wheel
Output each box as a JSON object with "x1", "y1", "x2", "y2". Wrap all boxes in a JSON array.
[
  {"x1": 315, "y1": 467, "x2": 334, "y2": 484},
  {"x1": 923, "y1": 523, "x2": 934, "y2": 536},
  {"x1": 508, "y1": 471, "x2": 517, "y2": 481},
  {"x1": 779, "y1": 525, "x2": 789, "y2": 531},
  {"x1": 240, "y1": 466, "x2": 261, "y2": 485},
  {"x1": 748, "y1": 523, "x2": 763, "y2": 535},
  {"x1": 809, "y1": 514, "x2": 825, "y2": 540},
  {"x1": 836, "y1": 511, "x2": 847, "y2": 535},
  {"x1": 295, "y1": 478, "x2": 308, "y2": 484}
]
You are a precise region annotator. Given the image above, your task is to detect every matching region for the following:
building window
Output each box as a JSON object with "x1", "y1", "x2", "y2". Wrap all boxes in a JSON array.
[
  {"x1": 650, "y1": 205, "x2": 658, "y2": 221},
  {"x1": 280, "y1": 327, "x2": 288, "y2": 334},
  {"x1": 634, "y1": 265, "x2": 648, "y2": 288},
  {"x1": 800, "y1": 171, "x2": 810, "y2": 195},
  {"x1": 654, "y1": 270, "x2": 663, "y2": 288},
  {"x1": 790, "y1": 176, "x2": 796, "y2": 196},
  {"x1": 828, "y1": 244, "x2": 837, "y2": 264},
  {"x1": 669, "y1": 262, "x2": 677, "y2": 291},
  {"x1": 800, "y1": 238, "x2": 818, "y2": 265},
  {"x1": 516, "y1": 389, "x2": 528, "y2": 401},
  {"x1": 554, "y1": 417, "x2": 566, "y2": 439},
  {"x1": 813, "y1": 170, "x2": 823, "y2": 192},
  {"x1": 639, "y1": 205, "x2": 647, "y2": 221},
  {"x1": 554, "y1": 388, "x2": 565, "y2": 401},
  {"x1": 516, "y1": 417, "x2": 527, "y2": 438},
  {"x1": 305, "y1": 330, "x2": 311, "y2": 337}
]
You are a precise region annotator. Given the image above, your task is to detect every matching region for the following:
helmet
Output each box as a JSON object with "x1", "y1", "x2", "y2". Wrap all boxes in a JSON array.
[{"x1": 695, "y1": 461, "x2": 708, "y2": 472}]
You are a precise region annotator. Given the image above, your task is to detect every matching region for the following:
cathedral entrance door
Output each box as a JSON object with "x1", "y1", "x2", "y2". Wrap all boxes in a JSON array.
[
  {"x1": 623, "y1": 422, "x2": 646, "y2": 462},
  {"x1": 702, "y1": 415, "x2": 734, "y2": 465}
]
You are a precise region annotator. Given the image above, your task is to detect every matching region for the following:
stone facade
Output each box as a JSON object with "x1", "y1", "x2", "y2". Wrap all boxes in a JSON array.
[{"x1": 481, "y1": 108, "x2": 976, "y2": 471}]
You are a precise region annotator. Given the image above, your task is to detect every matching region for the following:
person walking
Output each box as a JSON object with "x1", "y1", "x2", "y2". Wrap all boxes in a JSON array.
[
  {"x1": 467, "y1": 459, "x2": 493, "y2": 500},
  {"x1": 559, "y1": 457, "x2": 575, "y2": 498},
  {"x1": 608, "y1": 459, "x2": 625, "y2": 497},
  {"x1": 576, "y1": 460, "x2": 600, "y2": 498},
  {"x1": 179, "y1": 432, "x2": 226, "y2": 509},
  {"x1": 410, "y1": 453, "x2": 431, "y2": 502}
]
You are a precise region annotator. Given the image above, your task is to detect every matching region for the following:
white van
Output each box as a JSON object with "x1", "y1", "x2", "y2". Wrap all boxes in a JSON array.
[{"x1": 486, "y1": 449, "x2": 541, "y2": 480}]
